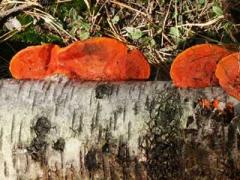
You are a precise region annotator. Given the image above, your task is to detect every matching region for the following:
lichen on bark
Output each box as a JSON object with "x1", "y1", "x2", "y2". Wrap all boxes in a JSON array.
[{"x1": 140, "y1": 86, "x2": 184, "y2": 179}]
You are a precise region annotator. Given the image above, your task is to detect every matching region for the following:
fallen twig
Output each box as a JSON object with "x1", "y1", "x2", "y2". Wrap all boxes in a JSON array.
[
  {"x1": 176, "y1": 15, "x2": 224, "y2": 28},
  {"x1": 0, "y1": 3, "x2": 38, "y2": 19}
]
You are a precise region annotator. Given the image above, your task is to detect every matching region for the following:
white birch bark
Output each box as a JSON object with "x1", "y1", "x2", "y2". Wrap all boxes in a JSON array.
[{"x1": 0, "y1": 78, "x2": 239, "y2": 179}]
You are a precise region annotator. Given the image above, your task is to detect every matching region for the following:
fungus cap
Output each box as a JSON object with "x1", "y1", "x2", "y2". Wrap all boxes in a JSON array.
[
  {"x1": 9, "y1": 44, "x2": 59, "y2": 80},
  {"x1": 56, "y1": 37, "x2": 150, "y2": 80},
  {"x1": 170, "y1": 44, "x2": 232, "y2": 88},
  {"x1": 215, "y1": 52, "x2": 240, "y2": 100}
]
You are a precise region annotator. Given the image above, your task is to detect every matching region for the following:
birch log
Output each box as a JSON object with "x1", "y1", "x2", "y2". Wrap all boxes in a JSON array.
[{"x1": 0, "y1": 78, "x2": 240, "y2": 179}]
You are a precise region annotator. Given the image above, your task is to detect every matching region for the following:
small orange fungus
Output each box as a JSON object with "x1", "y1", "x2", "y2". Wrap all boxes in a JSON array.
[{"x1": 9, "y1": 44, "x2": 59, "y2": 80}]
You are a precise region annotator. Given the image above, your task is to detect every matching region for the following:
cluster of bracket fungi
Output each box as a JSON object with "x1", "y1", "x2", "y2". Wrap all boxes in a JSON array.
[
  {"x1": 9, "y1": 37, "x2": 150, "y2": 81},
  {"x1": 9, "y1": 38, "x2": 240, "y2": 101},
  {"x1": 170, "y1": 44, "x2": 240, "y2": 101}
]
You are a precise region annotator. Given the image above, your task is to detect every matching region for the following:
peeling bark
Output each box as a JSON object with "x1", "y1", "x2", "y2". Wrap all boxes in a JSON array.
[{"x1": 0, "y1": 78, "x2": 240, "y2": 179}]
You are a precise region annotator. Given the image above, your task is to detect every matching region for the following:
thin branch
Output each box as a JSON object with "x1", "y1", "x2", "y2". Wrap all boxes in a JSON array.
[
  {"x1": 161, "y1": 0, "x2": 172, "y2": 46},
  {"x1": 0, "y1": 3, "x2": 38, "y2": 19},
  {"x1": 110, "y1": 0, "x2": 148, "y2": 18},
  {"x1": 176, "y1": 15, "x2": 224, "y2": 28}
]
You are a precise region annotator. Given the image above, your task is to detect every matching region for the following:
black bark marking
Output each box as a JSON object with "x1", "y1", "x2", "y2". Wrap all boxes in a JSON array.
[
  {"x1": 114, "y1": 112, "x2": 117, "y2": 131},
  {"x1": 0, "y1": 80, "x2": 3, "y2": 93},
  {"x1": 18, "y1": 120, "x2": 23, "y2": 144},
  {"x1": 71, "y1": 110, "x2": 76, "y2": 130},
  {"x1": 12, "y1": 147, "x2": 16, "y2": 168},
  {"x1": 84, "y1": 149, "x2": 99, "y2": 172},
  {"x1": 115, "y1": 85, "x2": 120, "y2": 96},
  {"x1": 117, "y1": 142, "x2": 129, "y2": 163},
  {"x1": 4, "y1": 161, "x2": 8, "y2": 177},
  {"x1": 123, "y1": 105, "x2": 126, "y2": 122},
  {"x1": 33, "y1": 116, "x2": 51, "y2": 137},
  {"x1": 79, "y1": 150, "x2": 83, "y2": 171},
  {"x1": 217, "y1": 105, "x2": 234, "y2": 125},
  {"x1": 69, "y1": 86, "x2": 75, "y2": 100},
  {"x1": 138, "y1": 85, "x2": 143, "y2": 100},
  {"x1": 109, "y1": 117, "x2": 113, "y2": 130},
  {"x1": 63, "y1": 93, "x2": 68, "y2": 108},
  {"x1": 183, "y1": 97, "x2": 189, "y2": 102},
  {"x1": 17, "y1": 81, "x2": 23, "y2": 98},
  {"x1": 31, "y1": 92, "x2": 37, "y2": 112},
  {"x1": 43, "y1": 89, "x2": 47, "y2": 101},
  {"x1": 95, "y1": 84, "x2": 113, "y2": 99},
  {"x1": 95, "y1": 102, "x2": 101, "y2": 127},
  {"x1": 41, "y1": 81, "x2": 52, "y2": 91},
  {"x1": 78, "y1": 113, "x2": 83, "y2": 134},
  {"x1": 98, "y1": 125, "x2": 102, "y2": 142},
  {"x1": 27, "y1": 137, "x2": 48, "y2": 165},
  {"x1": 63, "y1": 80, "x2": 71, "y2": 89},
  {"x1": 133, "y1": 102, "x2": 139, "y2": 115},
  {"x1": 90, "y1": 90, "x2": 93, "y2": 106},
  {"x1": 117, "y1": 142, "x2": 131, "y2": 180},
  {"x1": 53, "y1": 138, "x2": 65, "y2": 152},
  {"x1": 128, "y1": 121, "x2": 131, "y2": 140},
  {"x1": 227, "y1": 123, "x2": 236, "y2": 151},
  {"x1": 10, "y1": 115, "x2": 15, "y2": 143},
  {"x1": 102, "y1": 143, "x2": 110, "y2": 154},
  {"x1": 91, "y1": 115, "x2": 95, "y2": 134},
  {"x1": 28, "y1": 117, "x2": 51, "y2": 165},
  {"x1": 25, "y1": 153, "x2": 29, "y2": 173},
  {"x1": 128, "y1": 87, "x2": 132, "y2": 96},
  {"x1": 145, "y1": 95, "x2": 150, "y2": 111},
  {"x1": 104, "y1": 128, "x2": 112, "y2": 143},
  {"x1": 51, "y1": 87, "x2": 57, "y2": 102},
  {"x1": 187, "y1": 116, "x2": 194, "y2": 127},
  {"x1": 28, "y1": 85, "x2": 33, "y2": 98}
]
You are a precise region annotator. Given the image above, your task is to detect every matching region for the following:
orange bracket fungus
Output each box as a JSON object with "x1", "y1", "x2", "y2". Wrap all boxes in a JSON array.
[
  {"x1": 170, "y1": 44, "x2": 232, "y2": 88},
  {"x1": 9, "y1": 37, "x2": 150, "y2": 81},
  {"x1": 56, "y1": 37, "x2": 150, "y2": 80},
  {"x1": 215, "y1": 52, "x2": 240, "y2": 100},
  {"x1": 9, "y1": 44, "x2": 60, "y2": 80}
]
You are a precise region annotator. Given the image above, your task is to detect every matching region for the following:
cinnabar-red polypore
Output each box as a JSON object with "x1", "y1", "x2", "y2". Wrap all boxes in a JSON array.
[
  {"x1": 170, "y1": 44, "x2": 232, "y2": 88},
  {"x1": 215, "y1": 52, "x2": 240, "y2": 100},
  {"x1": 56, "y1": 37, "x2": 150, "y2": 80},
  {"x1": 9, "y1": 44, "x2": 59, "y2": 80},
  {"x1": 9, "y1": 37, "x2": 150, "y2": 81}
]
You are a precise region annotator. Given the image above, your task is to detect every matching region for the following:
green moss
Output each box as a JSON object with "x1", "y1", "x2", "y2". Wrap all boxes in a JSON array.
[
  {"x1": 10, "y1": 27, "x2": 62, "y2": 44},
  {"x1": 49, "y1": 0, "x2": 87, "y2": 22}
]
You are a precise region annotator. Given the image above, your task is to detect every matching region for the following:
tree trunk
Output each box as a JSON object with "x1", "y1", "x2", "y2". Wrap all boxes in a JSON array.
[{"x1": 0, "y1": 78, "x2": 239, "y2": 179}]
